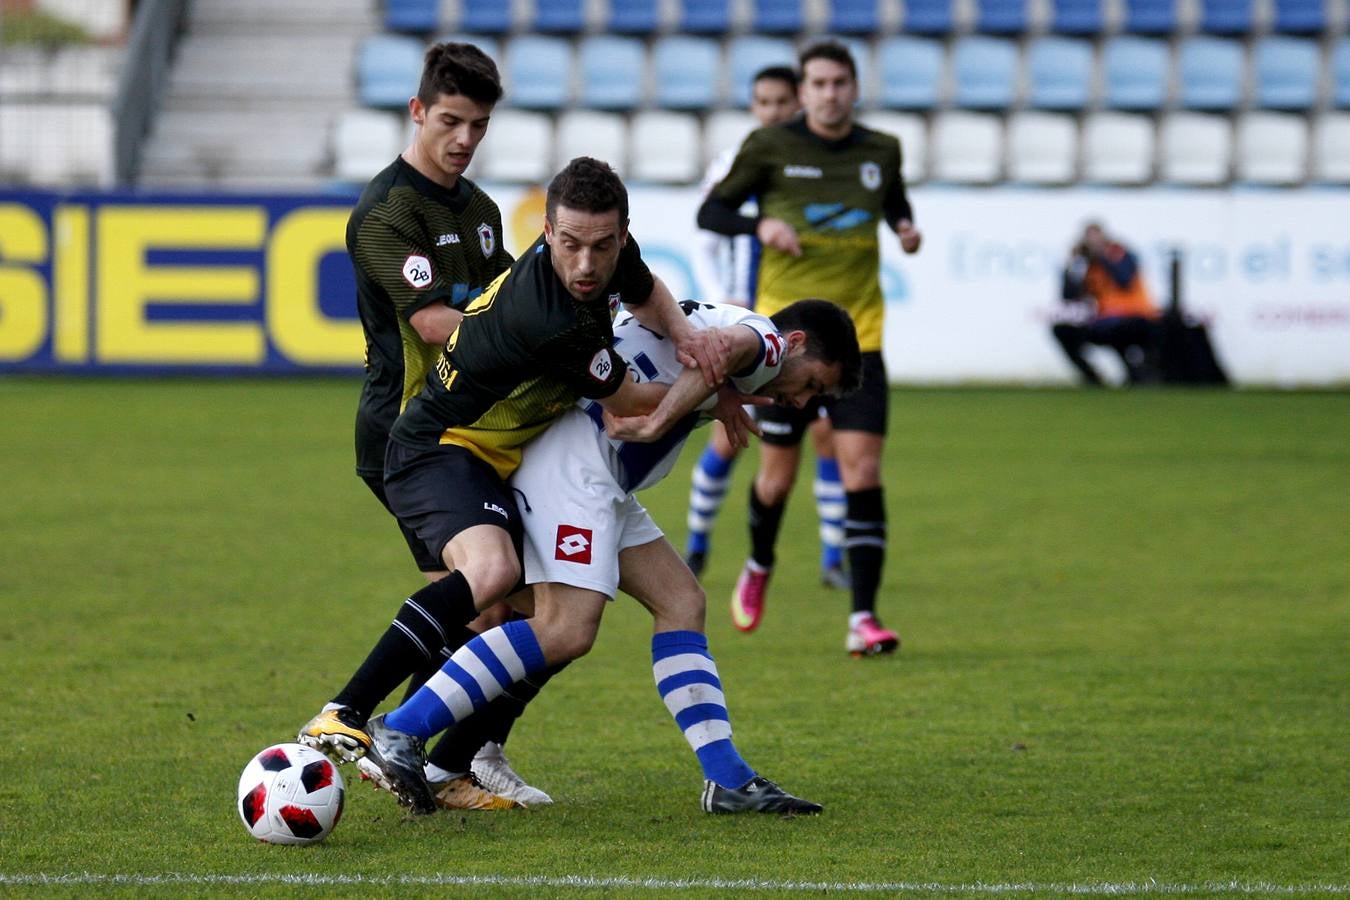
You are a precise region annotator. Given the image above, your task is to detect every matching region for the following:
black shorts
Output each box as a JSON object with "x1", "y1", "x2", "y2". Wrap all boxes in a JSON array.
[
  {"x1": 383, "y1": 440, "x2": 524, "y2": 571},
  {"x1": 755, "y1": 350, "x2": 888, "y2": 446},
  {"x1": 360, "y1": 472, "x2": 444, "y2": 573}
]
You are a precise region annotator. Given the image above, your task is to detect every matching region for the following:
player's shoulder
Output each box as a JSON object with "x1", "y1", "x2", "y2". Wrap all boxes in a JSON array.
[
  {"x1": 458, "y1": 175, "x2": 504, "y2": 219},
  {"x1": 851, "y1": 123, "x2": 903, "y2": 154}
]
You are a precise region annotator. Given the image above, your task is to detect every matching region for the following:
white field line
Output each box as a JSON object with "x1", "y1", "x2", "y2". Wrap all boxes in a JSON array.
[{"x1": 0, "y1": 874, "x2": 1347, "y2": 893}]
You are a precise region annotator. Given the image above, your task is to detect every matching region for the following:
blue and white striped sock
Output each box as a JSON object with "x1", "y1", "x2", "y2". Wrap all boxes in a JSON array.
[
  {"x1": 686, "y1": 445, "x2": 736, "y2": 556},
  {"x1": 652, "y1": 630, "x2": 755, "y2": 789},
  {"x1": 385, "y1": 619, "x2": 546, "y2": 739},
  {"x1": 815, "y1": 456, "x2": 846, "y2": 571}
]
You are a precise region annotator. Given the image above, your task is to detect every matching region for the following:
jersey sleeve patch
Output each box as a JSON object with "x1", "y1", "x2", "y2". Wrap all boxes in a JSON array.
[
  {"x1": 588, "y1": 349, "x2": 616, "y2": 382},
  {"x1": 402, "y1": 254, "x2": 433, "y2": 290},
  {"x1": 763, "y1": 331, "x2": 785, "y2": 368}
]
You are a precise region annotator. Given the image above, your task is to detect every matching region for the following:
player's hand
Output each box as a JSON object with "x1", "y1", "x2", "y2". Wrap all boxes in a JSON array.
[
  {"x1": 675, "y1": 326, "x2": 733, "y2": 389},
  {"x1": 757, "y1": 217, "x2": 802, "y2": 257},
  {"x1": 897, "y1": 218, "x2": 922, "y2": 254},
  {"x1": 711, "y1": 387, "x2": 767, "y2": 451},
  {"x1": 603, "y1": 409, "x2": 657, "y2": 442}
]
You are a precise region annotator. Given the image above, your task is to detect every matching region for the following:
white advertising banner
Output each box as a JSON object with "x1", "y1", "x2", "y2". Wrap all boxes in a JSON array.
[{"x1": 487, "y1": 185, "x2": 1350, "y2": 387}]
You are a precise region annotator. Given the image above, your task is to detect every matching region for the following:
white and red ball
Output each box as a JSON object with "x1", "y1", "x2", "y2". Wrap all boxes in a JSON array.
[{"x1": 237, "y1": 742, "x2": 345, "y2": 845}]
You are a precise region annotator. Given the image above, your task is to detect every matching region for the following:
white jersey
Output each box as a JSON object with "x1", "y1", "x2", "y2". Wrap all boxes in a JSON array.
[{"x1": 692, "y1": 147, "x2": 758, "y2": 307}]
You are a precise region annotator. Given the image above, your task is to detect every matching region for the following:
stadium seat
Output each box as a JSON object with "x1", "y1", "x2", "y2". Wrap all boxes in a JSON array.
[
  {"x1": 503, "y1": 36, "x2": 574, "y2": 110},
  {"x1": 333, "y1": 108, "x2": 402, "y2": 183},
  {"x1": 1160, "y1": 113, "x2": 1232, "y2": 184},
  {"x1": 1081, "y1": 112, "x2": 1155, "y2": 183},
  {"x1": 860, "y1": 110, "x2": 927, "y2": 183},
  {"x1": 578, "y1": 36, "x2": 645, "y2": 110},
  {"x1": 1311, "y1": 112, "x2": 1350, "y2": 182},
  {"x1": 753, "y1": 0, "x2": 805, "y2": 33},
  {"x1": 1235, "y1": 112, "x2": 1308, "y2": 184},
  {"x1": 1102, "y1": 37, "x2": 1169, "y2": 111},
  {"x1": 1271, "y1": 0, "x2": 1326, "y2": 34},
  {"x1": 1007, "y1": 111, "x2": 1078, "y2": 184},
  {"x1": 975, "y1": 0, "x2": 1030, "y2": 33},
  {"x1": 0, "y1": 102, "x2": 114, "y2": 187},
  {"x1": 652, "y1": 35, "x2": 721, "y2": 109},
  {"x1": 460, "y1": 0, "x2": 514, "y2": 34},
  {"x1": 1253, "y1": 37, "x2": 1320, "y2": 110},
  {"x1": 902, "y1": 0, "x2": 957, "y2": 35},
  {"x1": 630, "y1": 111, "x2": 702, "y2": 183},
  {"x1": 1333, "y1": 39, "x2": 1350, "y2": 108},
  {"x1": 473, "y1": 110, "x2": 552, "y2": 183},
  {"x1": 828, "y1": 0, "x2": 881, "y2": 33},
  {"x1": 703, "y1": 109, "x2": 758, "y2": 165},
  {"x1": 951, "y1": 36, "x2": 1019, "y2": 110},
  {"x1": 680, "y1": 0, "x2": 733, "y2": 33},
  {"x1": 1179, "y1": 37, "x2": 1245, "y2": 111},
  {"x1": 384, "y1": 0, "x2": 439, "y2": 34},
  {"x1": 534, "y1": 0, "x2": 586, "y2": 33},
  {"x1": 728, "y1": 36, "x2": 797, "y2": 107},
  {"x1": 1199, "y1": 0, "x2": 1255, "y2": 34},
  {"x1": 1121, "y1": 0, "x2": 1178, "y2": 33},
  {"x1": 1050, "y1": 0, "x2": 1105, "y2": 34},
  {"x1": 556, "y1": 110, "x2": 628, "y2": 177},
  {"x1": 608, "y1": 0, "x2": 662, "y2": 33},
  {"x1": 930, "y1": 111, "x2": 1003, "y2": 183},
  {"x1": 357, "y1": 35, "x2": 424, "y2": 109},
  {"x1": 877, "y1": 36, "x2": 944, "y2": 110},
  {"x1": 1027, "y1": 37, "x2": 1094, "y2": 111}
]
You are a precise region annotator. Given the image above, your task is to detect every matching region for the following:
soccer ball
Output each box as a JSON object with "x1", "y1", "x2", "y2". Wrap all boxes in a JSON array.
[{"x1": 237, "y1": 742, "x2": 345, "y2": 845}]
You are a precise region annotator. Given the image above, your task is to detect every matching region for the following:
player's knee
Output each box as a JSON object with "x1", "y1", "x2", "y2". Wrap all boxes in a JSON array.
[
  {"x1": 546, "y1": 620, "x2": 599, "y2": 662},
  {"x1": 460, "y1": 553, "x2": 522, "y2": 608}
]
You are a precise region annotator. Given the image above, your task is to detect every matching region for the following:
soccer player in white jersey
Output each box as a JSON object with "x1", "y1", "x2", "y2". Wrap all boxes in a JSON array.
[{"x1": 359, "y1": 299, "x2": 861, "y2": 814}]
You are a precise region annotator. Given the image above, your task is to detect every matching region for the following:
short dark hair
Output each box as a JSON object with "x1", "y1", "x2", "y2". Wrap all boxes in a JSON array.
[
  {"x1": 770, "y1": 299, "x2": 863, "y2": 394},
  {"x1": 753, "y1": 64, "x2": 799, "y2": 92},
  {"x1": 418, "y1": 42, "x2": 503, "y2": 108},
  {"x1": 545, "y1": 157, "x2": 629, "y2": 224},
  {"x1": 798, "y1": 40, "x2": 857, "y2": 81}
]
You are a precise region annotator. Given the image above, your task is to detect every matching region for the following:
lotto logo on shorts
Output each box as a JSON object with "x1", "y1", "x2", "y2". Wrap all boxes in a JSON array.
[{"x1": 555, "y1": 525, "x2": 593, "y2": 564}]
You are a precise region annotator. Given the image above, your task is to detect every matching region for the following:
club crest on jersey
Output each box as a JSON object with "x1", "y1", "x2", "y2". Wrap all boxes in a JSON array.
[
  {"x1": 555, "y1": 524, "x2": 593, "y2": 564},
  {"x1": 860, "y1": 161, "x2": 882, "y2": 190},
  {"x1": 477, "y1": 223, "x2": 495, "y2": 257},
  {"x1": 402, "y1": 254, "x2": 433, "y2": 289},
  {"x1": 764, "y1": 331, "x2": 785, "y2": 367},
  {"x1": 608, "y1": 293, "x2": 621, "y2": 314},
  {"x1": 588, "y1": 349, "x2": 614, "y2": 381}
]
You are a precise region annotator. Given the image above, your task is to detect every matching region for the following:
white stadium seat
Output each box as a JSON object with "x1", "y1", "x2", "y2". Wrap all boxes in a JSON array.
[
  {"x1": 702, "y1": 109, "x2": 757, "y2": 168},
  {"x1": 1007, "y1": 111, "x2": 1078, "y2": 184},
  {"x1": 1160, "y1": 112, "x2": 1233, "y2": 185},
  {"x1": 1235, "y1": 112, "x2": 1308, "y2": 185},
  {"x1": 1311, "y1": 112, "x2": 1350, "y2": 183},
  {"x1": 930, "y1": 112, "x2": 1003, "y2": 184},
  {"x1": 860, "y1": 111, "x2": 928, "y2": 184},
  {"x1": 1081, "y1": 112, "x2": 1155, "y2": 185},
  {"x1": 333, "y1": 109, "x2": 403, "y2": 183},
  {"x1": 471, "y1": 109, "x2": 553, "y2": 184},
  {"x1": 629, "y1": 111, "x2": 701, "y2": 183},
  {"x1": 555, "y1": 110, "x2": 628, "y2": 177}
]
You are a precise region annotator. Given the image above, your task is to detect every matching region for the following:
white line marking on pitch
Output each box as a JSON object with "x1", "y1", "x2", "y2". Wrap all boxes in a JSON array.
[{"x1": 0, "y1": 874, "x2": 1347, "y2": 893}]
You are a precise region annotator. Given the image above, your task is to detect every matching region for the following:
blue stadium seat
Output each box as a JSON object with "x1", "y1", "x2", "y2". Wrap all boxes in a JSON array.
[
  {"x1": 578, "y1": 36, "x2": 645, "y2": 110},
  {"x1": 652, "y1": 35, "x2": 721, "y2": 109},
  {"x1": 902, "y1": 0, "x2": 956, "y2": 35},
  {"x1": 1122, "y1": 0, "x2": 1177, "y2": 33},
  {"x1": 1199, "y1": 0, "x2": 1255, "y2": 34},
  {"x1": 1334, "y1": 39, "x2": 1350, "y2": 108},
  {"x1": 952, "y1": 36, "x2": 1019, "y2": 109},
  {"x1": 608, "y1": 0, "x2": 662, "y2": 33},
  {"x1": 877, "y1": 36, "x2": 943, "y2": 109},
  {"x1": 680, "y1": 0, "x2": 732, "y2": 33},
  {"x1": 975, "y1": 0, "x2": 1029, "y2": 33},
  {"x1": 1050, "y1": 0, "x2": 1104, "y2": 34},
  {"x1": 534, "y1": 0, "x2": 586, "y2": 33},
  {"x1": 1272, "y1": 0, "x2": 1326, "y2": 34},
  {"x1": 357, "y1": 35, "x2": 424, "y2": 109},
  {"x1": 1027, "y1": 38, "x2": 1094, "y2": 110},
  {"x1": 1102, "y1": 36, "x2": 1169, "y2": 110},
  {"x1": 828, "y1": 0, "x2": 880, "y2": 33},
  {"x1": 460, "y1": 0, "x2": 514, "y2": 33},
  {"x1": 1253, "y1": 37, "x2": 1320, "y2": 110},
  {"x1": 385, "y1": 0, "x2": 439, "y2": 33},
  {"x1": 1179, "y1": 37, "x2": 1244, "y2": 110},
  {"x1": 753, "y1": 0, "x2": 805, "y2": 33},
  {"x1": 504, "y1": 36, "x2": 574, "y2": 110},
  {"x1": 728, "y1": 36, "x2": 797, "y2": 106}
]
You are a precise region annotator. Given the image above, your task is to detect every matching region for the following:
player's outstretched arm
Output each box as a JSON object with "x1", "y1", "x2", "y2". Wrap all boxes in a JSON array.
[{"x1": 627, "y1": 277, "x2": 731, "y2": 388}]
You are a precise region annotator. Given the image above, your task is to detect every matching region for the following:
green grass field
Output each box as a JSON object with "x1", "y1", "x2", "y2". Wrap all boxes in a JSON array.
[{"x1": 1, "y1": 379, "x2": 1346, "y2": 897}]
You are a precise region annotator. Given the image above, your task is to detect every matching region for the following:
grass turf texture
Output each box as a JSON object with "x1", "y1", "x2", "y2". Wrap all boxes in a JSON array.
[{"x1": 0, "y1": 379, "x2": 1345, "y2": 897}]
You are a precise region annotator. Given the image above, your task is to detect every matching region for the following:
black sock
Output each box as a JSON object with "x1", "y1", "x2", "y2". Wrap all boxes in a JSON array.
[
  {"x1": 426, "y1": 661, "x2": 567, "y2": 775},
  {"x1": 748, "y1": 485, "x2": 786, "y2": 569},
  {"x1": 844, "y1": 487, "x2": 886, "y2": 615},
  {"x1": 333, "y1": 571, "x2": 477, "y2": 719}
]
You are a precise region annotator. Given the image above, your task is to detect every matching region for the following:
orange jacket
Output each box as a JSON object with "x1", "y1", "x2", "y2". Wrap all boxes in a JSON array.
[{"x1": 1083, "y1": 243, "x2": 1158, "y2": 320}]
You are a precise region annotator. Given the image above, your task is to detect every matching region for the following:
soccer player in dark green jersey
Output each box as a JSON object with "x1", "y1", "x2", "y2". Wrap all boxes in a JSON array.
[{"x1": 698, "y1": 40, "x2": 923, "y2": 657}]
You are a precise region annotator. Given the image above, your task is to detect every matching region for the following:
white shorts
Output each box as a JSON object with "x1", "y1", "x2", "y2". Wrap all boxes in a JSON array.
[{"x1": 511, "y1": 409, "x2": 664, "y2": 598}]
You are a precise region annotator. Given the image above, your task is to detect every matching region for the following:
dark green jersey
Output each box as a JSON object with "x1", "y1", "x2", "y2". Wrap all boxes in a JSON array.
[
  {"x1": 710, "y1": 119, "x2": 912, "y2": 352},
  {"x1": 390, "y1": 235, "x2": 655, "y2": 479},
  {"x1": 349, "y1": 157, "x2": 513, "y2": 476}
]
